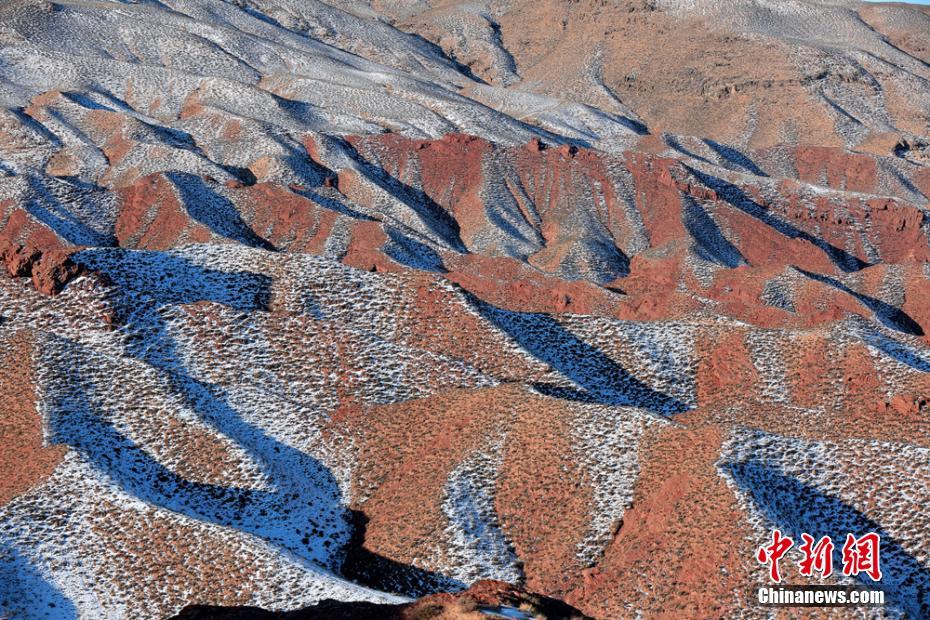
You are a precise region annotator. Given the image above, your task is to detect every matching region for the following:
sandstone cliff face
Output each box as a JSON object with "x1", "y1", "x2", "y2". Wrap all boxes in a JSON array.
[{"x1": 0, "y1": 0, "x2": 929, "y2": 619}]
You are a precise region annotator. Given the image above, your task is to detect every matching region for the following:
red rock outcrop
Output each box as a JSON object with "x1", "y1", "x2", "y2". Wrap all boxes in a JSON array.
[
  {"x1": 3, "y1": 0, "x2": 930, "y2": 617},
  {"x1": 30, "y1": 249, "x2": 85, "y2": 296},
  {"x1": 0, "y1": 239, "x2": 42, "y2": 277},
  {"x1": 0, "y1": 239, "x2": 88, "y2": 296},
  {"x1": 170, "y1": 580, "x2": 590, "y2": 620}
]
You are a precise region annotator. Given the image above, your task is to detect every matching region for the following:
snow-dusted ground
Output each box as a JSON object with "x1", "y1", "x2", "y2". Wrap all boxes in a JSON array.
[
  {"x1": 0, "y1": 0, "x2": 928, "y2": 616},
  {"x1": 437, "y1": 441, "x2": 524, "y2": 586},
  {"x1": 0, "y1": 0, "x2": 645, "y2": 168},
  {"x1": 720, "y1": 427, "x2": 930, "y2": 618},
  {"x1": 0, "y1": 453, "x2": 406, "y2": 619},
  {"x1": 0, "y1": 244, "x2": 684, "y2": 615},
  {"x1": 0, "y1": 240, "x2": 927, "y2": 615}
]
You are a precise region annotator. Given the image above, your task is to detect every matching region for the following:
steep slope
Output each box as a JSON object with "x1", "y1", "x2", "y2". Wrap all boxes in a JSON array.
[
  {"x1": 0, "y1": 0, "x2": 928, "y2": 619},
  {"x1": 386, "y1": 0, "x2": 930, "y2": 150}
]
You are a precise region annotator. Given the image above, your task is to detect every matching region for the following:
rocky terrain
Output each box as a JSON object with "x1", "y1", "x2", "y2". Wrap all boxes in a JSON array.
[
  {"x1": 0, "y1": 0, "x2": 928, "y2": 618},
  {"x1": 169, "y1": 580, "x2": 590, "y2": 619}
]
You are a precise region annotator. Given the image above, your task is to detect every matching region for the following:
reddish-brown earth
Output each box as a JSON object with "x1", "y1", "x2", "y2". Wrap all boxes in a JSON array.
[
  {"x1": 1, "y1": 0, "x2": 929, "y2": 618},
  {"x1": 2, "y1": 127, "x2": 930, "y2": 617},
  {"x1": 568, "y1": 423, "x2": 756, "y2": 619},
  {"x1": 0, "y1": 332, "x2": 65, "y2": 508}
]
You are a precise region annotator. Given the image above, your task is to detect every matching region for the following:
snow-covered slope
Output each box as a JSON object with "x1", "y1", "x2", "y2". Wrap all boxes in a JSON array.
[{"x1": 0, "y1": 0, "x2": 929, "y2": 618}]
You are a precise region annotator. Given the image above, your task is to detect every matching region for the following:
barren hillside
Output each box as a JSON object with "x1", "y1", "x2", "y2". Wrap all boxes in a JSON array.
[{"x1": 0, "y1": 0, "x2": 928, "y2": 618}]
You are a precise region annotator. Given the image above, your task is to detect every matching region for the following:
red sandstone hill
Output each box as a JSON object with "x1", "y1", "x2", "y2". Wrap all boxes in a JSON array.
[{"x1": 0, "y1": 0, "x2": 928, "y2": 619}]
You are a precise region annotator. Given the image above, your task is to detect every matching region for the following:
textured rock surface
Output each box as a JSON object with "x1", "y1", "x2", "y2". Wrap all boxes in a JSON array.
[
  {"x1": 170, "y1": 580, "x2": 590, "y2": 620},
  {"x1": 0, "y1": 0, "x2": 928, "y2": 619}
]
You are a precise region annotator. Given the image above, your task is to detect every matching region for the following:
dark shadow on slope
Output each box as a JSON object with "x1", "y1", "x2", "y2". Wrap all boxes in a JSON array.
[
  {"x1": 61, "y1": 250, "x2": 471, "y2": 596},
  {"x1": 342, "y1": 509, "x2": 465, "y2": 598},
  {"x1": 703, "y1": 139, "x2": 768, "y2": 177},
  {"x1": 273, "y1": 94, "x2": 335, "y2": 133},
  {"x1": 614, "y1": 114, "x2": 649, "y2": 137},
  {"x1": 269, "y1": 132, "x2": 334, "y2": 187},
  {"x1": 167, "y1": 173, "x2": 276, "y2": 251},
  {"x1": 889, "y1": 166, "x2": 928, "y2": 203},
  {"x1": 60, "y1": 91, "x2": 111, "y2": 111},
  {"x1": 723, "y1": 458, "x2": 930, "y2": 619},
  {"x1": 821, "y1": 93, "x2": 864, "y2": 128},
  {"x1": 568, "y1": 105, "x2": 648, "y2": 138},
  {"x1": 403, "y1": 31, "x2": 490, "y2": 86},
  {"x1": 859, "y1": 37, "x2": 930, "y2": 75},
  {"x1": 338, "y1": 140, "x2": 466, "y2": 252},
  {"x1": 545, "y1": 237, "x2": 630, "y2": 284},
  {"x1": 75, "y1": 249, "x2": 272, "y2": 311},
  {"x1": 260, "y1": 134, "x2": 382, "y2": 223},
  {"x1": 306, "y1": 191, "x2": 378, "y2": 221},
  {"x1": 63, "y1": 91, "x2": 213, "y2": 160},
  {"x1": 471, "y1": 296, "x2": 689, "y2": 415},
  {"x1": 487, "y1": 19, "x2": 518, "y2": 81},
  {"x1": 11, "y1": 107, "x2": 62, "y2": 147},
  {"x1": 687, "y1": 167, "x2": 870, "y2": 273},
  {"x1": 667, "y1": 134, "x2": 767, "y2": 177},
  {"x1": 24, "y1": 174, "x2": 117, "y2": 246},
  {"x1": 43, "y1": 328, "x2": 348, "y2": 569},
  {"x1": 0, "y1": 542, "x2": 78, "y2": 620},
  {"x1": 49, "y1": 255, "x2": 349, "y2": 567},
  {"x1": 576, "y1": 238, "x2": 631, "y2": 283},
  {"x1": 795, "y1": 267, "x2": 924, "y2": 336},
  {"x1": 664, "y1": 135, "x2": 715, "y2": 166},
  {"x1": 483, "y1": 201, "x2": 544, "y2": 253},
  {"x1": 63, "y1": 91, "x2": 256, "y2": 186},
  {"x1": 857, "y1": 325, "x2": 930, "y2": 373},
  {"x1": 383, "y1": 227, "x2": 446, "y2": 272},
  {"x1": 239, "y1": 3, "x2": 290, "y2": 31},
  {"x1": 481, "y1": 157, "x2": 544, "y2": 246},
  {"x1": 681, "y1": 195, "x2": 747, "y2": 268}
]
